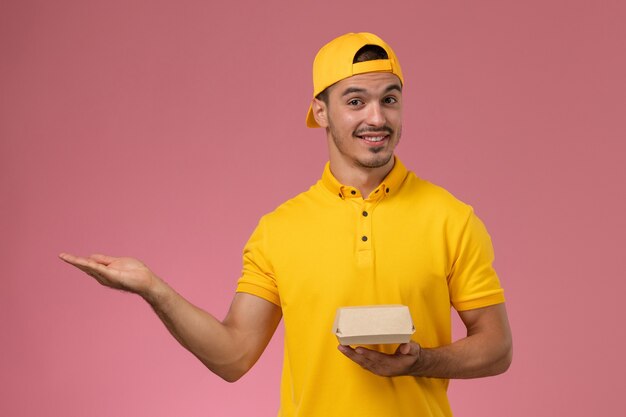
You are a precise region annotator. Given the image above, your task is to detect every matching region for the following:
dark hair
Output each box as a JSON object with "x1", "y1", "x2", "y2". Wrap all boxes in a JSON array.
[
  {"x1": 316, "y1": 45, "x2": 389, "y2": 104},
  {"x1": 352, "y1": 44, "x2": 388, "y2": 63}
]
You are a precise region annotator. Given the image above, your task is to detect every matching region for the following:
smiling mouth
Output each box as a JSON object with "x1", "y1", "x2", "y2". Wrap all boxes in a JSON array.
[
  {"x1": 355, "y1": 127, "x2": 393, "y2": 144},
  {"x1": 359, "y1": 135, "x2": 387, "y2": 143}
]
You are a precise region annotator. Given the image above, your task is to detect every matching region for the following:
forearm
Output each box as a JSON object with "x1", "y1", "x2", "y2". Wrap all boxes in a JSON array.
[
  {"x1": 338, "y1": 303, "x2": 512, "y2": 379},
  {"x1": 411, "y1": 303, "x2": 512, "y2": 378},
  {"x1": 58, "y1": 253, "x2": 277, "y2": 382},
  {"x1": 142, "y1": 278, "x2": 247, "y2": 381},
  {"x1": 410, "y1": 331, "x2": 512, "y2": 379}
]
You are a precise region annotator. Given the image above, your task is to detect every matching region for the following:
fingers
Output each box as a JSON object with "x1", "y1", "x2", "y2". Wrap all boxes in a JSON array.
[
  {"x1": 59, "y1": 252, "x2": 112, "y2": 279},
  {"x1": 396, "y1": 342, "x2": 419, "y2": 355},
  {"x1": 339, "y1": 345, "x2": 386, "y2": 375},
  {"x1": 59, "y1": 252, "x2": 92, "y2": 269},
  {"x1": 59, "y1": 252, "x2": 114, "y2": 268},
  {"x1": 397, "y1": 343, "x2": 410, "y2": 355},
  {"x1": 59, "y1": 252, "x2": 93, "y2": 268},
  {"x1": 89, "y1": 253, "x2": 117, "y2": 265},
  {"x1": 337, "y1": 342, "x2": 421, "y2": 377},
  {"x1": 58, "y1": 252, "x2": 79, "y2": 263},
  {"x1": 338, "y1": 345, "x2": 386, "y2": 371},
  {"x1": 338, "y1": 345, "x2": 361, "y2": 366}
]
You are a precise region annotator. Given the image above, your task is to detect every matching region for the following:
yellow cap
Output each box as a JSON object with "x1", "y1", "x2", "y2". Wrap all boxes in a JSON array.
[{"x1": 306, "y1": 32, "x2": 404, "y2": 128}]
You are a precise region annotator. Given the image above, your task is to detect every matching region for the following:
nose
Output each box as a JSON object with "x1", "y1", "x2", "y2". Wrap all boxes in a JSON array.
[{"x1": 365, "y1": 102, "x2": 386, "y2": 127}]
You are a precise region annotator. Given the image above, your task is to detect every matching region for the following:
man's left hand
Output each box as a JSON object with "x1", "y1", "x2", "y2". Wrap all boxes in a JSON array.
[{"x1": 338, "y1": 342, "x2": 421, "y2": 377}]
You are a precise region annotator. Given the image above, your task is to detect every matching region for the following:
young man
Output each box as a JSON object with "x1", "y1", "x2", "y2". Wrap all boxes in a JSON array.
[{"x1": 60, "y1": 32, "x2": 512, "y2": 417}]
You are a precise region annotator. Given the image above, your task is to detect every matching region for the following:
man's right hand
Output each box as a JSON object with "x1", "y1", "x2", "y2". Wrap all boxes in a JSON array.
[{"x1": 59, "y1": 253, "x2": 157, "y2": 297}]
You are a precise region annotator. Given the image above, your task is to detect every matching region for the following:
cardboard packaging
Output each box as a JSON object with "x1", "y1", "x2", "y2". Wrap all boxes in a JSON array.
[{"x1": 333, "y1": 305, "x2": 415, "y2": 345}]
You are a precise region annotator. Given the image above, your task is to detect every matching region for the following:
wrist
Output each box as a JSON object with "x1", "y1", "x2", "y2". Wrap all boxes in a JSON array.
[
  {"x1": 408, "y1": 345, "x2": 431, "y2": 377},
  {"x1": 140, "y1": 275, "x2": 170, "y2": 307}
]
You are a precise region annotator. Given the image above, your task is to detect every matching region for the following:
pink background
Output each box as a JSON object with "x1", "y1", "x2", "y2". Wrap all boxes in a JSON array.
[{"x1": 2, "y1": 0, "x2": 625, "y2": 416}]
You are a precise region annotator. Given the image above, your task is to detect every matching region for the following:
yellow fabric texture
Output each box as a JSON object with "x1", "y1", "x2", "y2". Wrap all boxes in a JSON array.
[{"x1": 236, "y1": 157, "x2": 505, "y2": 417}]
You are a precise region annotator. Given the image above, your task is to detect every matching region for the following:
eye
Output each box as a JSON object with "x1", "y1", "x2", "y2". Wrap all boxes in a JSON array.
[
  {"x1": 383, "y1": 96, "x2": 398, "y2": 104},
  {"x1": 347, "y1": 98, "x2": 363, "y2": 106}
]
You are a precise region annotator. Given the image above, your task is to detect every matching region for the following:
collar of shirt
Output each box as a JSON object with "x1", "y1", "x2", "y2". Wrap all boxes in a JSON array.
[{"x1": 321, "y1": 156, "x2": 409, "y2": 201}]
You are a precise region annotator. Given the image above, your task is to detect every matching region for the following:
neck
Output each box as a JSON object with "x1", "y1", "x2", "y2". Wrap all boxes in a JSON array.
[{"x1": 328, "y1": 155, "x2": 395, "y2": 197}]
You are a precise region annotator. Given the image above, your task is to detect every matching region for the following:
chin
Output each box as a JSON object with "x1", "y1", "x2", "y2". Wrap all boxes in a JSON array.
[{"x1": 358, "y1": 153, "x2": 394, "y2": 169}]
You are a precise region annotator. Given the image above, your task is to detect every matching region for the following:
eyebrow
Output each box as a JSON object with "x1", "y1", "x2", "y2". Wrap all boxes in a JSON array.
[{"x1": 341, "y1": 83, "x2": 402, "y2": 97}]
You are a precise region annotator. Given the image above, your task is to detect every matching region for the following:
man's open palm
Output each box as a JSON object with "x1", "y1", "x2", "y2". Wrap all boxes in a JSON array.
[{"x1": 59, "y1": 253, "x2": 155, "y2": 295}]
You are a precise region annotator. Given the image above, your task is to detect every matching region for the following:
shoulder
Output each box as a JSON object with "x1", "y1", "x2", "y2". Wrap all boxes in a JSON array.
[
  {"x1": 256, "y1": 181, "x2": 330, "y2": 228},
  {"x1": 398, "y1": 171, "x2": 474, "y2": 219}
]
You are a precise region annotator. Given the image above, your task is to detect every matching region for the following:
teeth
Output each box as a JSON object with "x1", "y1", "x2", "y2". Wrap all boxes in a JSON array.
[{"x1": 361, "y1": 136, "x2": 385, "y2": 142}]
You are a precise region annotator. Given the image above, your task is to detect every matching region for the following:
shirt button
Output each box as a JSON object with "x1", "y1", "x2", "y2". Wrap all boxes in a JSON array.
[
  {"x1": 362, "y1": 211, "x2": 368, "y2": 217},
  {"x1": 361, "y1": 236, "x2": 368, "y2": 242}
]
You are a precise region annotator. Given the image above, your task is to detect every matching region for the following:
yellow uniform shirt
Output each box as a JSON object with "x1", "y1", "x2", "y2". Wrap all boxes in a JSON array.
[{"x1": 237, "y1": 157, "x2": 505, "y2": 417}]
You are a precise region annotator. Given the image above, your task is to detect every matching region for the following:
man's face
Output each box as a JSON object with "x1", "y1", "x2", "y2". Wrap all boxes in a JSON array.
[{"x1": 314, "y1": 72, "x2": 403, "y2": 170}]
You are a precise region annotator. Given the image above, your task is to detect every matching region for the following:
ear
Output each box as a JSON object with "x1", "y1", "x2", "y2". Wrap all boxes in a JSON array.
[{"x1": 311, "y1": 98, "x2": 329, "y2": 128}]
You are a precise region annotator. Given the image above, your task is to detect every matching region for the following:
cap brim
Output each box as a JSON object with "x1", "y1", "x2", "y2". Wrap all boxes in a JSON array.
[{"x1": 306, "y1": 103, "x2": 320, "y2": 128}]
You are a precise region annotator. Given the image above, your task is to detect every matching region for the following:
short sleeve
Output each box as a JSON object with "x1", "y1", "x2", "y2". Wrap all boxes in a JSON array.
[
  {"x1": 448, "y1": 209, "x2": 505, "y2": 311},
  {"x1": 236, "y1": 217, "x2": 282, "y2": 307}
]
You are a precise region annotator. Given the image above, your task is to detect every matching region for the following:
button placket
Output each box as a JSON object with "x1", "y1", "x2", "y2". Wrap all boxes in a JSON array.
[{"x1": 358, "y1": 201, "x2": 373, "y2": 252}]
